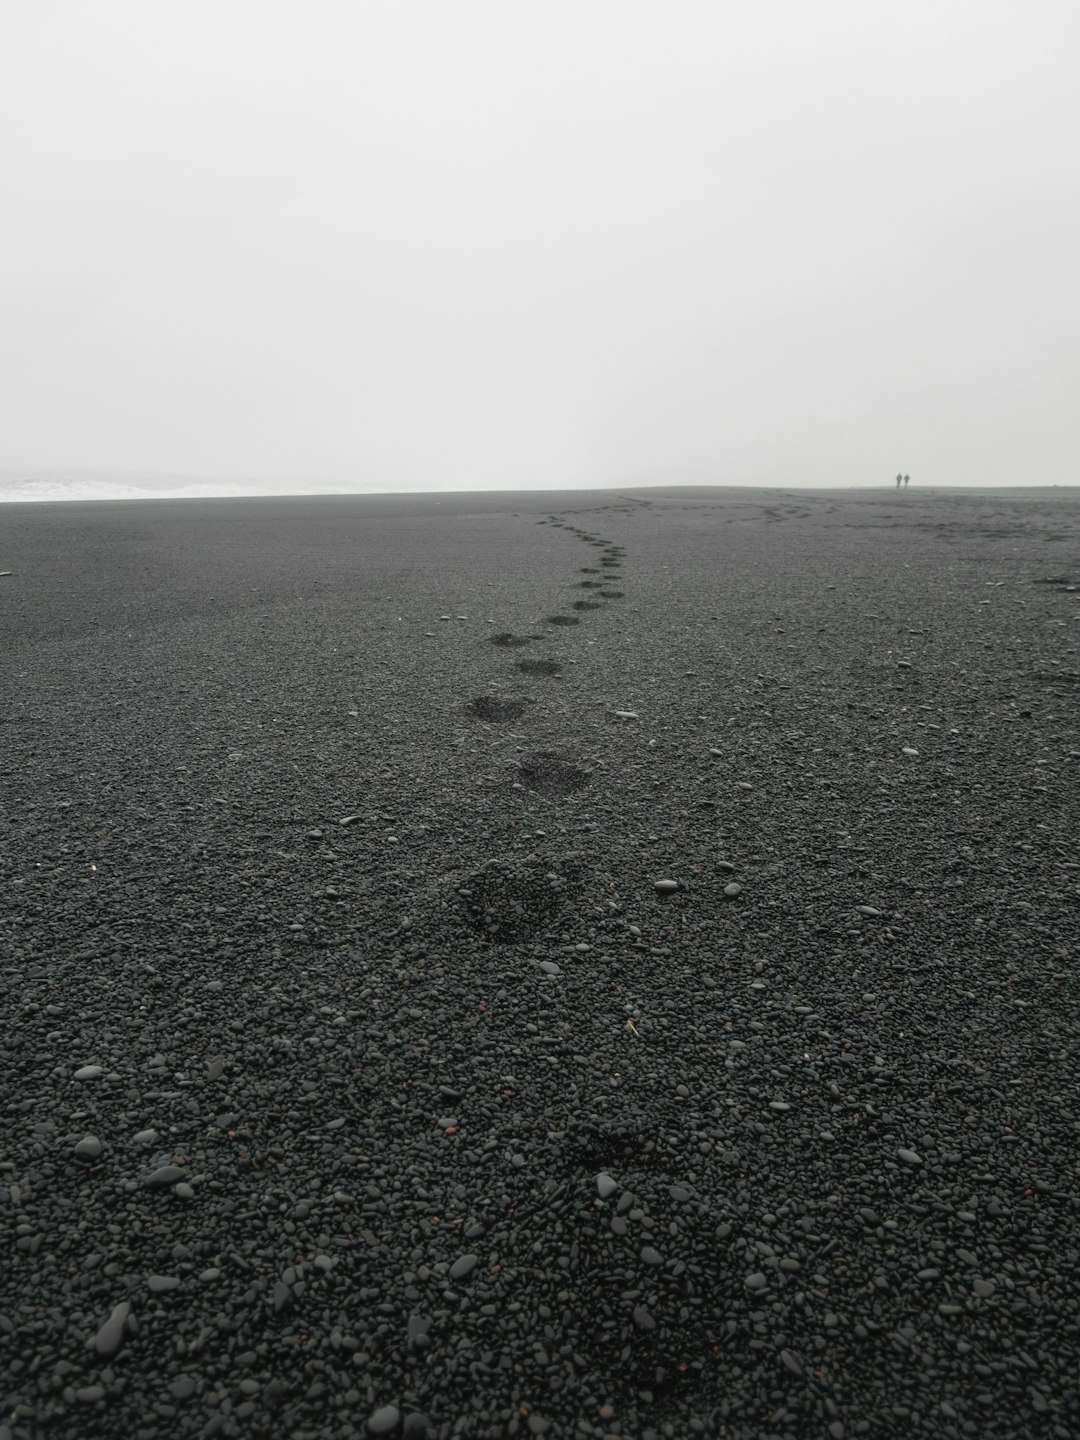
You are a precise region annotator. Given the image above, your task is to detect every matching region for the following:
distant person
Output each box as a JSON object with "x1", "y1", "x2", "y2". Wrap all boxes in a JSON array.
[
  {"x1": 896, "y1": 473, "x2": 902, "y2": 489},
  {"x1": 904, "y1": 474, "x2": 910, "y2": 488}
]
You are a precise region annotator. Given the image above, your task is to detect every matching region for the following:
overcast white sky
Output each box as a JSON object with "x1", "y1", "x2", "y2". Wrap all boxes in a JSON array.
[{"x1": 1, "y1": 1, "x2": 1077, "y2": 492}]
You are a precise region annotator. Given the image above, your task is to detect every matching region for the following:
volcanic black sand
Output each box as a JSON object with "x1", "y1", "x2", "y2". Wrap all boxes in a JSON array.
[{"x1": 1, "y1": 486, "x2": 1078, "y2": 1440}]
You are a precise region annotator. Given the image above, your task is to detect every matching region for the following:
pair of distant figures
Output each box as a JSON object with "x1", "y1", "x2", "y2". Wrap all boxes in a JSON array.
[{"x1": 896, "y1": 473, "x2": 910, "y2": 489}]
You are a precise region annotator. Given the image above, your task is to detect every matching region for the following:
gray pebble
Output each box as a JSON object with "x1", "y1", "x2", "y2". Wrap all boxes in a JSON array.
[
  {"x1": 147, "y1": 1274, "x2": 181, "y2": 1292},
  {"x1": 93, "y1": 1301, "x2": 131, "y2": 1359},
  {"x1": 143, "y1": 1165, "x2": 185, "y2": 1188},
  {"x1": 780, "y1": 1348, "x2": 805, "y2": 1376},
  {"x1": 368, "y1": 1404, "x2": 401, "y2": 1434}
]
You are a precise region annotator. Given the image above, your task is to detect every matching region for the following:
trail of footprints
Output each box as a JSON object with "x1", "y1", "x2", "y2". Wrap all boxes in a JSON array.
[
  {"x1": 452, "y1": 504, "x2": 727, "y2": 1410},
  {"x1": 432, "y1": 502, "x2": 643, "y2": 949},
  {"x1": 465, "y1": 507, "x2": 637, "y2": 800}
]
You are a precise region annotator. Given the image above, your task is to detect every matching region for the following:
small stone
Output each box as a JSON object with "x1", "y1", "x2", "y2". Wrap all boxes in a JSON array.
[
  {"x1": 93, "y1": 1301, "x2": 131, "y2": 1359},
  {"x1": 207, "y1": 1058, "x2": 225, "y2": 1082},
  {"x1": 596, "y1": 1173, "x2": 618, "y2": 1199},
  {"x1": 539, "y1": 961, "x2": 562, "y2": 976},
  {"x1": 132, "y1": 1130, "x2": 158, "y2": 1145},
  {"x1": 367, "y1": 1405, "x2": 401, "y2": 1435},
  {"x1": 653, "y1": 879, "x2": 681, "y2": 894},
  {"x1": 614, "y1": 710, "x2": 639, "y2": 720},
  {"x1": 73, "y1": 1065, "x2": 103, "y2": 1081},
  {"x1": 75, "y1": 1386, "x2": 106, "y2": 1403},
  {"x1": 780, "y1": 1348, "x2": 804, "y2": 1376},
  {"x1": 170, "y1": 1376, "x2": 198, "y2": 1400},
  {"x1": 745, "y1": 1272, "x2": 768, "y2": 1290},
  {"x1": 972, "y1": 1277, "x2": 995, "y2": 1298},
  {"x1": 723, "y1": 882, "x2": 742, "y2": 898},
  {"x1": 632, "y1": 1305, "x2": 656, "y2": 1330},
  {"x1": 147, "y1": 1275, "x2": 181, "y2": 1293},
  {"x1": 449, "y1": 1254, "x2": 479, "y2": 1281},
  {"x1": 902, "y1": 746, "x2": 919, "y2": 756},
  {"x1": 73, "y1": 1136, "x2": 103, "y2": 1163},
  {"x1": 897, "y1": 1148, "x2": 923, "y2": 1166},
  {"x1": 143, "y1": 1165, "x2": 185, "y2": 1189}
]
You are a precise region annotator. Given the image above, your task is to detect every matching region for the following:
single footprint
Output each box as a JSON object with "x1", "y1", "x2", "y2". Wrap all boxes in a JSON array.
[
  {"x1": 516, "y1": 657, "x2": 561, "y2": 676},
  {"x1": 571, "y1": 600, "x2": 603, "y2": 611},
  {"x1": 547, "y1": 615, "x2": 580, "y2": 626},
  {"x1": 468, "y1": 696, "x2": 529, "y2": 722},
  {"x1": 490, "y1": 633, "x2": 541, "y2": 647},
  {"x1": 517, "y1": 751, "x2": 590, "y2": 796}
]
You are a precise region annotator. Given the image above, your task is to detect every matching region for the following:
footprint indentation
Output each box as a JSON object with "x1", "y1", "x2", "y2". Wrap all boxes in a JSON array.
[
  {"x1": 547, "y1": 615, "x2": 580, "y2": 626},
  {"x1": 518, "y1": 751, "x2": 590, "y2": 796},
  {"x1": 571, "y1": 600, "x2": 603, "y2": 611},
  {"x1": 517, "y1": 658, "x2": 562, "y2": 676},
  {"x1": 468, "y1": 696, "x2": 529, "y2": 722},
  {"x1": 490, "y1": 633, "x2": 540, "y2": 647}
]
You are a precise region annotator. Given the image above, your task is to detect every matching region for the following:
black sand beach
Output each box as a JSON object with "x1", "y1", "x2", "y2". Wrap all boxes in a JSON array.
[{"x1": 1, "y1": 486, "x2": 1078, "y2": 1440}]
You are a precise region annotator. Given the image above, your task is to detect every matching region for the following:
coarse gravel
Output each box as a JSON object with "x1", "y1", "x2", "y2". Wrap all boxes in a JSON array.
[{"x1": 1, "y1": 485, "x2": 1079, "y2": 1440}]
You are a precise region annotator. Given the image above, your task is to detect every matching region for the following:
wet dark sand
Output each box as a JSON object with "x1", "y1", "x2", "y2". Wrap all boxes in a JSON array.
[{"x1": 1, "y1": 487, "x2": 1078, "y2": 1440}]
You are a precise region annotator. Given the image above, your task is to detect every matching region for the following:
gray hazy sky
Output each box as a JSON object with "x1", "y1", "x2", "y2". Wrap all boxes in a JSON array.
[{"x1": 2, "y1": 0, "x2": 1077, "y2": 491}]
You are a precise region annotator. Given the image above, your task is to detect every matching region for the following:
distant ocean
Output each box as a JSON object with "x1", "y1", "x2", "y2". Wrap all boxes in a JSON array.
[{"x1": 0, "y1": 472, "x2": 388, "y2": 503}]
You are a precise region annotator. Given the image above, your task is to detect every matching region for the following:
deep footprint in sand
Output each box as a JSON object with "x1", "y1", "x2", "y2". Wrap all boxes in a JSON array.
[
  {"x1": 490, "y1": 632, "x2": 542, "y2": 647},
  {"x1": 571, "y1": 600, "x2": 603, "y2": 611},
  {"x1": 517, "y1": 751, "x2": 590, "y2": 796},
  {"x1": 468, "y1": 696, "x2": 530, "y2": 722},
  {"x1": 517, "y1": 657, "x2": 562, "y2": 676},
  {"x1": 599, "y1": 590, "x2": 624, "y2": 598},
  {"x1": 547, "y1": 615, "x2": 580, "y2": 626}
]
